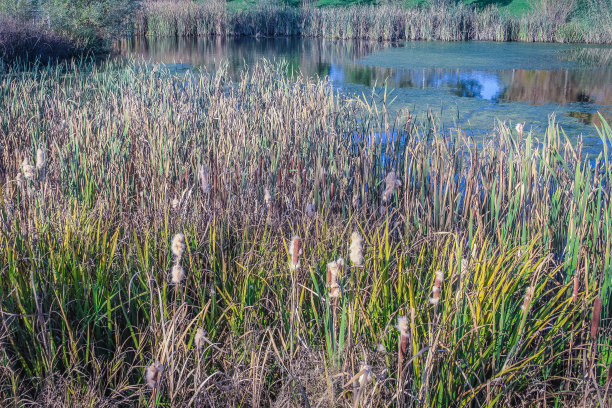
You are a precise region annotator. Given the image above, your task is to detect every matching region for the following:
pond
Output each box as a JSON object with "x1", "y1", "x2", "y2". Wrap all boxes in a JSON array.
[{"x1": 117, "y1": 36, "x2": 612, "y2": 154}]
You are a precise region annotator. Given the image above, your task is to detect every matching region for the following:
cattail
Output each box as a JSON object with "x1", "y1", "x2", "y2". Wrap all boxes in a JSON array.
[
  {"x1": 171, "y1": 198, "x2": 180, "y2": 210},
  {"x1": 21, "y1": 159, "x2": 35, "y2": 180},
  {"x1": 521, "y1": 286, "x2": 534, "y2": 312},
  {"x1": 358, "y1": 364, "x2": 372, "y2": 388},
  {"x1": 199, "y1": 164, "x2": 210, "y2": 194},
  {"x1": 349, "y1": 231, "x2": 363, "y2": 266},
  {"x1": 515, "y1": 123, "x2": 524, "y2": 140},
  {"x1": 460, "y1": 258, "x2": 468, "y2": 279},
  {"x1": 429, "y1": 270, "x2": 444, "y2": 305},
  {"x1": 305, "y1": 202, "x2": 316, "y2": 218},
  {"x1": 377, "y1": 343, "x2": 386, "y2": 353},
  {"x1": 289, "y1": 236, "x2": 302, "y2": 271},
  {"x1": 16, "y1": 173, "x2": 25, "y2": 189},
  {"x1": 327, "y1": 258, "x2": 344, "y2": 298},
  {"x1": 171, "y1": 233, "x2": 185, "y2": 261},
  {"x1": 352, "y1": 193, "x2": 360, "y2": 209},
  {"x1": 264, "y1": 187, "x2": 271, "y2": 207},
  {"x1": 171, "y1": 264, "x2": 185, "y2": 284},
  {"x1": 36, "y1": 148, "x2": 46, "y2": 180},
  {"x1": 145, "y1": 361, "x2": 164, "y2": 389},
  {"x1": 381, "y1": 171, "x2": 401, "y2": 203},
  {"x1": 397, "y1": 316, "x2": 409, "y2": 364},
  {"x1": 572, "y1": 271, "x2": 579, "y2": 303},
  {"x1": 194, "y1": 327, "x2": 207, "y2": 351},
  {"x1": 590, "y1": 295, "x2": 602, "y2": 341}
]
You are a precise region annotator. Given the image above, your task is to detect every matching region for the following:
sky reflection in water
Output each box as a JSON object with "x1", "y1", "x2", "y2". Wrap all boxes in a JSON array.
[{"x1": 118, "y1": 36, "x2": 612, "y2": 153}]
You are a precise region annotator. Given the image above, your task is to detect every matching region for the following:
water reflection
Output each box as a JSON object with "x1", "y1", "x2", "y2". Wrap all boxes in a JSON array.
[{"x1": 117, "y1": 36, "x2": 612, "y2": 147}]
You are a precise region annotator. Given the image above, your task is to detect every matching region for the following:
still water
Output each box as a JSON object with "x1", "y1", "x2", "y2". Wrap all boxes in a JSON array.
[{"x1": 118, "y1": 36, "x2": 612, "y2": 153}]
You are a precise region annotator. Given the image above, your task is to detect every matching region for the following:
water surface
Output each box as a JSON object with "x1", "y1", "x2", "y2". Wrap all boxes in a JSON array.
[{"x1": 118, "y1": 37, "x2": 612, "y2": 153}]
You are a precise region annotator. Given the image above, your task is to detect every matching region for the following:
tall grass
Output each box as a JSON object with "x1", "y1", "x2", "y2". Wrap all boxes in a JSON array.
[
  {"x1": 135, "y1": 0, "x2": 612, "y2": 43},
  {"x1": 0, "y1": 59, "x2": 611, "y2": 406}
]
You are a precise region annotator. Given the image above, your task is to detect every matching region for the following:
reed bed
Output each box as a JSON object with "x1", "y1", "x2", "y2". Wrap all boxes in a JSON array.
[
  {"x1": 0, "y1": 59, "x2": 611, "y2": 406},
  {"x1": 134, "y1": 0, "x2": 612, "y2": 44}
]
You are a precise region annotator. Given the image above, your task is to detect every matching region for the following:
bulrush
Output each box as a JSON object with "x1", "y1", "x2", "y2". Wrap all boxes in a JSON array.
[
  {"x1": 194, "y1": 327, "x2": 207, "y2": 351},
  {"x1": 521, "y1": 286, "x2": 534, "y2": 312},
  {"x1": 327, "y1": 258, "x2": 344, "y2": 298},
  {"x1": 21, "y1": 159, "x2": 35, "y2": 180},
  {"x1": 429, "y1": 270, "x2": 444, "y2": 305},
  {"x1": 460, "y1": 258, "x2": 468, "y2": 279},
  {"x1": 146, "y1": 361, "x2": 164, "y2": 389},
  {"x1": 171, "y1": 198, "x2": 180, "y2": 210},
  {"x1": 397, "y1": 316, "x2": 409, "y2": 364},
  {"x1": 288, "y1": 236, "x2": 302, "y2": 271},
  {"x1": 305, "y1": 202, "x2": 316, "y2": 218},
  {"x1": 199, "y1": 164, "x2": 210, "y2": 195},
  {"x1": 515, "y1": 123, "x2": 524, "y2": 140},
  {"x1": 36, "y1": 148, "x2": 46, "y2": 181},
  {"x1": 358, "y1": 364, "x2": 372, "y2": 388},
  {"x1": 171, "y1": 233, "x2": 186, "y2": 262},
  {"x1": 264, "y1": 187, "x2": 271, "y2": 208},
  {"x1": 171, "y1": 264, "x2": 185, "y2": 284},
  {"x1": 381, "y1": 171, "x2": 401, "y2": 203},
  {"x1": 590, "y1": 295, "x2": 602, "y2": 341},
  {"x1": 349, "y1": 231, "x2": 364, "y2": 266}
]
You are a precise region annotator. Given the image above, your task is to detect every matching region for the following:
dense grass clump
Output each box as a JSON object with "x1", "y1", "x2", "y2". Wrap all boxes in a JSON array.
[
  {"x1": 0, "y1": 60, "x2": 611, "y2": 406},
  {"x1": 136, "y1": 0, "x2": 612, "y2": 43}
]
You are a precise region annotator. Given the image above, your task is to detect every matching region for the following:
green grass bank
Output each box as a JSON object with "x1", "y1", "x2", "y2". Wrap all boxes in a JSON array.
[
  {"x1": 0, "y1": 60, "x2": 611, "y2": 406},
  {"x1": 137, "y1": 0, "x2": 612, "y2": 43}
]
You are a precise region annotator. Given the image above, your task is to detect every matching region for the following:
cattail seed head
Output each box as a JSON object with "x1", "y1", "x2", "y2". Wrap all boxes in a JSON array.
[
  {"x1": 327, "y1": 258, "x2": 344, "y2": 298},
  {"x1": 429, "y1": 270, "x2": 444, "y2": 305},
  {"x1": 171, "y1": 264, "x2": 185, "y2": 284},
  {"x1": 460, "y1": 258, "x2": 468, "y2": 279},
  {"x1": 572, "y1": 272, "x2": 579, "y2": 303},
  {"x1": 195, "y1": 327, "x2": 207, "y2": 351},
  {"x1": 289, "y1": 236, "x2": 302, "y2": 271},
  {"x1": 358, "y1": 364, "x2": 372, "y2": 388},
  {"x1": 349, "y1": 231, "x2": 363, "y2": 266},
  {"x1": 590, "y1": 296, "x2": 602, "y2": 341},
  {"x1": 22, "y1": 159, "x2": 35, "y2": 180},
  {"x1": 171, "y1": 198, "x2": 180, "y2": 210},
  {"x1": 381, "y1": 171, "x2": 401, "y2": 203},
  {"x1": 521, "y1": 286, "x2": 534, "y2": 312},
  {"x1": 171, "y1": 233, "x2": 186, "y2": 260},
  {"x1": 397, "y1": 316, "x2": 409, "y2": 337},
  {"x1": 515, "y1": 123, "x2": 524, "y2": 135},
  {"x1": 377, "y1": 343, "x2": 386, "y2": 353},
  {"x1": 264, "y1": 187, "x2": 271, "y2": 207},
  {"x1": 199, "y1": 164, "x2": 210, "y2": 194},
  {"x1": 36, "y1": 149, "x2": 46, "y2": 171},
  {"x1": 306, "y1": 202, "x2": 316, "y2": 218},
  {"x1": 146, "y1": 361, "x2": 164, "y2": 389}
]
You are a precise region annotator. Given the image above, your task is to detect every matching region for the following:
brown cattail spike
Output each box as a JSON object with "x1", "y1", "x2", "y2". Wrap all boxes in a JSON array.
[
  {"x1": 289, "y1": 236, "x2": 301, "y2": 271},
  {"x1": 397, "y1": 316, "x2": 409, "y2": 365},
  {"x1": 590, "y1": 296, "x2": 602, "y2": 341}
]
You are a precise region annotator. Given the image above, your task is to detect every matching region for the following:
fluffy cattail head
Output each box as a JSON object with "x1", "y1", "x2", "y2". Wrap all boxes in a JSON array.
[
  {"x1": 397, "y1": 316, "x2": 409, "y2": 337},
  {"x1": 377, "y1": 343, "x2": 386, "y2": 353},
  {"x1": 171, "y1": 198, "x2": 180, "y2": 210},
  {"x1": 382, "y1": 171, "x2": 401, "y2": 203},
  {"x1": 306, "y1": 202, "x2": 316, "y2": 218},
  {"x1": 171, "y1": 264, "x2": 185, "y2": 284},
  {"x1": 358, "y1": 364, "x2": 372, "y2": 388},
  {"x1": 264, "y1": 187, "x2": 271, "y2": 207},
  {"x1": 429, "y1": 270, "x2": 444, "y2": 305},
  {"x1": 36, "y1": 149, "x2": 46, "y2": 171},
  {"x1": 349, "y1": 231, "x2": 364, "y2": 266},
  {"x1": 515, "y1": 123, "x2": 524, "y2": 134},
  {"x1": 327, "y1": 258, "x2": 344, "y2": 298},
  {"x1": 21, "y1": 159, "x2": 35, "y2": 180},
  {"x1": 460, "y1": 258, "x2": 468, "y2": 278},
  {"x1": 521, "y1": 286, "x2": 534, "y2": 312},
  {"x1": 171, "y1": 233, "x2": 186, "y2": 260},
  {"x1": 289, "y1": 236, "x2": 302, "y2": 271},
  {"x1": 195, "y1": 327, "x2": 207, "y2": 351},
  {"x1": 146, "y1": 361, "x2": 164, "y2": 389},
  {"x1": 199, "y1": 164, "x2": 210, "y2": 195}
]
